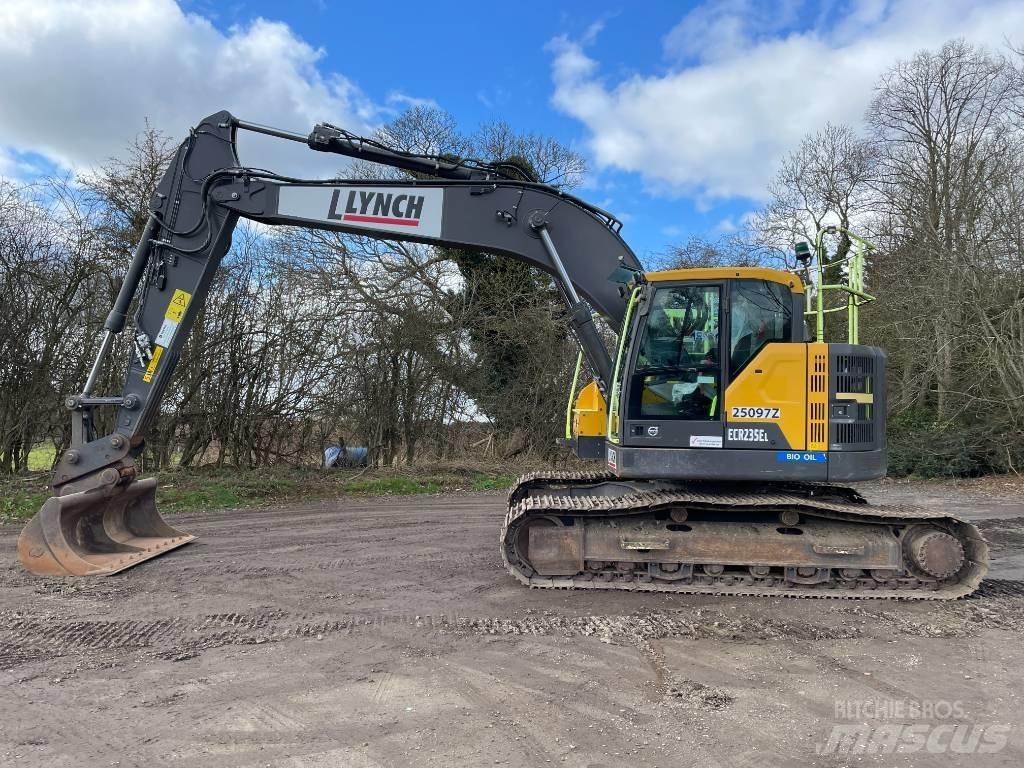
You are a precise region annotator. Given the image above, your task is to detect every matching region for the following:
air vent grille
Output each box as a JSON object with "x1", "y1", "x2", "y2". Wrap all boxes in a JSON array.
[
  {"x1": 807, "y1": 349, "x2": 828, "y2": 451},
  {"x1": 835, "y1": 422, "x2": 874, "y2": 445},
  {"x1": 835, "y1": 354, "x2": 873, "y2": 394}
]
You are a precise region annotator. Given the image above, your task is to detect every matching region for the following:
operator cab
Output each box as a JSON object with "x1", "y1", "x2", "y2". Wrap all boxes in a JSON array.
[
  {"x1": 608, "y1": 268, "x2": 805, "y2": 451},
  {"x1": 629, "y1": 275, "x2": 797, "y2": 424},
  {"x1": 594, "y1": 266, "x2": 885, "y2": 482}
]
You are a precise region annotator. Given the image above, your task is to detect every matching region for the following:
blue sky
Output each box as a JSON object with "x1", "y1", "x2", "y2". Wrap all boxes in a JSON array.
[
  {"x1": 179, "y1": 0, "x2": 714, "y2": 259},
  {"x1": 1, "y1": 0, "x2": 1020, "y2": 263}
]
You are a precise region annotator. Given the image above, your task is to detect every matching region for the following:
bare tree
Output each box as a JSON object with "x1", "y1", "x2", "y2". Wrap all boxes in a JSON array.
[
  {"x1": 752, "y1": 123, "x2": 878, "y2": 269},
  {"x1": 659, "y1": 234, "x2": 766, "y2": 270},
  {"x1": 867, "y1": 40, "x2": 1020, "y2": 424},
  {"x1": 739, "y1": 40, "x2": 1024, "y2": 475},
  {"x1": 0, "y1": 179, "x2": 106, "y2": 471},
  {"x1": 473, "y1": 120, "x2": 587, "y2": 188}
]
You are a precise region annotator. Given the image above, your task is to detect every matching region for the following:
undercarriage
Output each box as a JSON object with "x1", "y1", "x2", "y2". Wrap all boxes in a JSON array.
[{"x1": 502, "y1": 471, "x2": 989, "y2": 599}]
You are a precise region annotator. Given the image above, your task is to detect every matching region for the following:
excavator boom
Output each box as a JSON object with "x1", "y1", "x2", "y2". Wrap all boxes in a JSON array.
[{"x1": 18, "y1": 111, "x2": 641, "y2": 577}]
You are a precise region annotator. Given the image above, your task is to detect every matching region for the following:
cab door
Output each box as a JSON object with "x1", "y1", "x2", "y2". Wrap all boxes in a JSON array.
[
  {"x1": 722, "y1": 278, "x2": 802, "y2": 450},
  {"x1": 619, "y1": 283, "x2": 725, "y2": 450}
]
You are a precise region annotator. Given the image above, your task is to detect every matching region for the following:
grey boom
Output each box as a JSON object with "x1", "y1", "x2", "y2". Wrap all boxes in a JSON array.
[{"x1": 52, "y1": 111, "x2": 643, "y2": 489}]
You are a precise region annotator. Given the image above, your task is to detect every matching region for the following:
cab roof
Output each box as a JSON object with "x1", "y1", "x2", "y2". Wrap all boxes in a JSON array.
[{"x1": 644, "y1": 267, "x2": 804, "y2": 294}]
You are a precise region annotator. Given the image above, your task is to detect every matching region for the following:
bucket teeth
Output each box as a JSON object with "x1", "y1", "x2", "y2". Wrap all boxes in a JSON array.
[{"x1": 17, "y1": 477, "x2": 195, "y2": 577}]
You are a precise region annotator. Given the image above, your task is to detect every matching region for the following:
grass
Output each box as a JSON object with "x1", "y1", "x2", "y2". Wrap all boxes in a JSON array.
[
  {"x1": 27, "y1": 445, "x2": 56, "y2": 472},
  {"x1": 0, "y1": 481, "x2": 50, "y2": 522},
  {"x1": 344, "y1": 477, "x2": 444, "y2": 495},
  {"x1": 0, "y1": 464, "x2": 522, "y2": 523}
]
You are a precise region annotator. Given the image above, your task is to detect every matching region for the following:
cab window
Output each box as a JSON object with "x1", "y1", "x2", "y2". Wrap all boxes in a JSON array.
[
  {"x1": 629, "y1": 285, "x2": 720, "y2": 421},
  {"x1": 730, "y1": 279, "x2": 792, "y2": 374}
]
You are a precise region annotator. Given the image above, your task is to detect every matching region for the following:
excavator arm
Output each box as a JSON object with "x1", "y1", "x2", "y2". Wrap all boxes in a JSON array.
[{"x1": 18, "y1": 110, "x2": 642, "y2": 577}]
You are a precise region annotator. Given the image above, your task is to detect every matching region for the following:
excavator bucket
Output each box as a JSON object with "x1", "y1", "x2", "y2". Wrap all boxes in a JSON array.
[{"x1": 17, "y1": 477, "x2": 194, "y2": 577}]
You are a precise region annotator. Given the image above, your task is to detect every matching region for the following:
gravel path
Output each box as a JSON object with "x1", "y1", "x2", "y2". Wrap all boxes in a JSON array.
[{"x1": 1, "y1": 481, "x2": 1022, "y2": 766}]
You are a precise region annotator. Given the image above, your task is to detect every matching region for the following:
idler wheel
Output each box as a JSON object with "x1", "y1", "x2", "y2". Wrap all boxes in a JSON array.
[{"x1": 905, "y1": 527, "x2": 965, "y2": 579}]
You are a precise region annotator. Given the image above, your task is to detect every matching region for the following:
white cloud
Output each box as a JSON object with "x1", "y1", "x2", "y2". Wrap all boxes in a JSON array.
[
  {"x1": 0, "y1": 147, "x2": 47, "y2": 181},
  {"x1": 662, "y1": 0, "x2": 806, "y2": 63},
  {"x1": 549, "y1": 0, "x2": 1024, "y2": 202},
  {"x1": 0, "y1": 147, "x2": 22, "y2": 179},
  {"x1": 714, "y1": 217, "x2": 738, "y2": 234},
  {"x1": 710, "y1": 211, "x2": 758, "y2": 234},
  {"x1": 0, "y1": 0, "x2": 400, "y2": 177},
  {"x1": 386, "y1": 92, "x2": 442, "y2": 112}
]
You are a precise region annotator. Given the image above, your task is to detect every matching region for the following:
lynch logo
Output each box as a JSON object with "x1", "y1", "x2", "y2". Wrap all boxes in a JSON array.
[
  {"x1": 328, "y1": 189, "x2": 424, "y2": 227},
  {"x1": 276, "y1": 186, "x2": 443, "y2": 238}
]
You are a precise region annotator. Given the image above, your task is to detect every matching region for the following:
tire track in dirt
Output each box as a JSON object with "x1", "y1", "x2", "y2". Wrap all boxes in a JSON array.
[
  {"x1": 437, "y1": 608, "x2": 864, "y2": 643},
  {"x1": 228, "y1": 698, "x2": 309, "y2": 734},
  {"x1": 6, "y1": 585, "x2": 1024, "y2": 670},
  {"x1": 371, "y1": 671, "x2": 395, "y2": 712},
  {"x1": 976, "y1": 516, "x2": 1024, "y2": 547},
  {"x1": 184, "y1": 563, "x2": 296, "y2": 579},
  {"x1": 973, "y1": 578, "x2": 1024, "y2": 598},
  {"x1": 627, "y1": 634, "x2": 737, "y2": 710},
  {"x1": 443, "y1": 663, "x2": 557, "y2": 766}
]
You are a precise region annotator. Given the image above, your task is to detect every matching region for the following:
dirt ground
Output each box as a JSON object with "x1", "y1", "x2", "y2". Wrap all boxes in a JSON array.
[{"x1": 2, "y1": 479, "x2": 1023, "y2": 767}]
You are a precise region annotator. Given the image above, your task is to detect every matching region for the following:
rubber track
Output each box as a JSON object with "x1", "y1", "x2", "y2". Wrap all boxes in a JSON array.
[{"x1": 501, "y1": 471, "x2": 989, "y2": 600}]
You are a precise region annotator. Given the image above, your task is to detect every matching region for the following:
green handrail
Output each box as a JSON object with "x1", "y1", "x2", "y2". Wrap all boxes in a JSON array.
[
  {"x1": 564, "y1": 350, "x2": 584, "y2": 440},
  {"x1": 606, "y1": 286, "x2": 642, "y2": 445},
  {"x1": 808, "y1": 227, "x2": 877, "y2": 344}
]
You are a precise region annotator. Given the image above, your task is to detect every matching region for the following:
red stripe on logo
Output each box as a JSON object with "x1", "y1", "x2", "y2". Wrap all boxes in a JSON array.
[{"x1": 342, "y1": 214, "x2": 420, "y2": 227}]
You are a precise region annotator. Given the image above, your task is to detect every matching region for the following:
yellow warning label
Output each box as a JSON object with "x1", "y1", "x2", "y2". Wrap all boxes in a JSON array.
[
  {"x1": 165, "y1": 289, "x2": 192, "y2": 322},
  {"x1": 143, "y1": 346, "x2": 164, "y2": 383}
]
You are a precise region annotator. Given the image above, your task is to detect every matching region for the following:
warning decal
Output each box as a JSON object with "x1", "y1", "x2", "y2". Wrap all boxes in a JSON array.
[
  {"x1": 142, "y1": 346, "x2": 164, "y2": 383},
  {"x1": 165, "y1": 289, "x2": 192, "y2": 322}
]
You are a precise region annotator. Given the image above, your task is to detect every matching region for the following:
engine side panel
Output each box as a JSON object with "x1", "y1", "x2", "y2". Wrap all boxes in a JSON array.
[{"x1": 723, "y1": 342, "x2": 807, "y2": 451}]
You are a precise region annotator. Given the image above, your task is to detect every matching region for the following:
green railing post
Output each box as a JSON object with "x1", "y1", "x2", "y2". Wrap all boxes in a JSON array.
[
  {"x1": 807, "y1": 227, "x2": 876, "y2": 345},
  {"x1": 606, "y1": 287, "x2": 642, "y2": 445},
  {"x1": 564, "y1": 350, "x2": 583, "y2": 440},
  {"x1": 814, "y1": 229, "x2": 827, "y2": 341}
]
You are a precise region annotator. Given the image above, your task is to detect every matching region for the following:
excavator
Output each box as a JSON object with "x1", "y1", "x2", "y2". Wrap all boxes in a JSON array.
[{"x1": 17, "y1": 111, "x2": 988, "y2": 598}]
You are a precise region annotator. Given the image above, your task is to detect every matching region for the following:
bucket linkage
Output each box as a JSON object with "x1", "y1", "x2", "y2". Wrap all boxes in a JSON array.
[{"x1": 18, "y1": 382, "x2": 195, "y2": 577}]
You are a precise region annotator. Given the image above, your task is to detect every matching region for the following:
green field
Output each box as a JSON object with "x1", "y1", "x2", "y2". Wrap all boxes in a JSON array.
[
  {"x1": 0, "y1": 465, "x2": 518, "y2": 523},
  {"x1": 27, "y1": 445, "x2": 56, "y2": 472}
]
